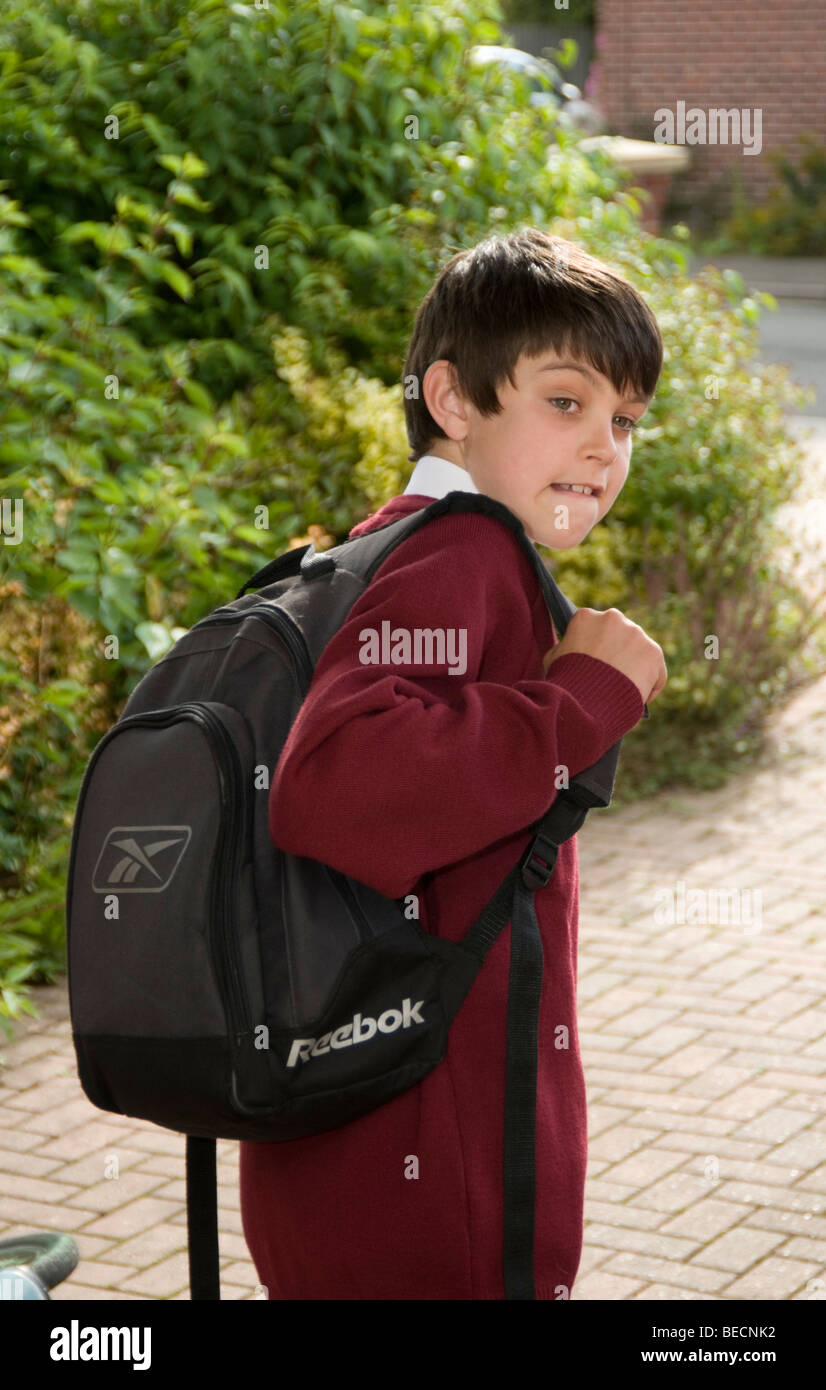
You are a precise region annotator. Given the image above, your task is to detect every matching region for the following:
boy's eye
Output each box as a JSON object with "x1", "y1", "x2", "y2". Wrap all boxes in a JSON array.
[{"x1": 548, "y1": 397, "x2": 640, "y2": 433}]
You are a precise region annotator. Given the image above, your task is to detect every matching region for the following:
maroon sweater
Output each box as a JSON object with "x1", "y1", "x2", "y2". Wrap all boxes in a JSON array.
[{"x1": 239, "y1": 494, "x2": 644, "y2": 1300}]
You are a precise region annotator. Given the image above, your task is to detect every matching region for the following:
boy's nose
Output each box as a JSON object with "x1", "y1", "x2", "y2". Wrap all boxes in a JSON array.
[{"x1": 583, "y1": 429, "x2": 619, "y2": 465}]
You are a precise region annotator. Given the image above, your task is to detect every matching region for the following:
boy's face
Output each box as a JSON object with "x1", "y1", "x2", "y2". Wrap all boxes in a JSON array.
[{"x1": 424, "y1": 350, "x2": 650, "y2": 549}]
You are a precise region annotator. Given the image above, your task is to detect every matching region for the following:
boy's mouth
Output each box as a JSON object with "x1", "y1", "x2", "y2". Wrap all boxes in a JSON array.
[{"x1": 551, "y1": 481, "x2": 603, "y2": 498}]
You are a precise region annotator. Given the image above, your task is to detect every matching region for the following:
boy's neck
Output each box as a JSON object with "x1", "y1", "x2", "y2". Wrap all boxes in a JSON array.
[{"x1": 421, "y1": 441, "x2": 470, "y2": 474}]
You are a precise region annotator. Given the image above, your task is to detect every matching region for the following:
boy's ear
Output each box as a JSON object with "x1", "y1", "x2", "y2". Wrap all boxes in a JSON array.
[{"x1": 422, "y1": 360, "x2": 470, "y2": 441}]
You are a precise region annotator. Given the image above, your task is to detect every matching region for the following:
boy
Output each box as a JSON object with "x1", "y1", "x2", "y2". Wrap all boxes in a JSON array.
[{"x1": 240, "y1": 227, "x2": 667, "y2": 1300}]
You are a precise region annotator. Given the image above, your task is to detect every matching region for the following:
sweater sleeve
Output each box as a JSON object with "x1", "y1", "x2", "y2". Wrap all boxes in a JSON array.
[{"x1": 269, "y1": 511, "x2": 645, "y2": 898}]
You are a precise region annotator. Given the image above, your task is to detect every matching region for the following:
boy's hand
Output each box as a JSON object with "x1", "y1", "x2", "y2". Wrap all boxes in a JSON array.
[{"x1": 542, "y1": 607, "x2": 667, "y2": 707}]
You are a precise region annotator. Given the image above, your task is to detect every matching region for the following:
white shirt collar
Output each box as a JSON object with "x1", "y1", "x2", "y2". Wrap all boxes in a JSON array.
[{"x1": 403, "y1": 452, "x2": 479, "y2": 500}]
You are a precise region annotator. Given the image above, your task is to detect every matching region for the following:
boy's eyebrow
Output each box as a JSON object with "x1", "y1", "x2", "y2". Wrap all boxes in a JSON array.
[{"x1": 535, "y1": 359, "x2": 649, "y2": 407}]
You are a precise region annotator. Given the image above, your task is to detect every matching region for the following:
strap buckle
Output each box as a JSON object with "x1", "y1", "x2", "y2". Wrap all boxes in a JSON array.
[
  {"x1": 300, "y1": 548, "x2": 336, "y2": 580},
  {"x1": 520, "y1": 833, "x2": 560, "y2": 891}
]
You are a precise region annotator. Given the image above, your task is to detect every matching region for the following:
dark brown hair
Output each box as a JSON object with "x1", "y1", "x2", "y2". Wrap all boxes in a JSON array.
[{"x1": 402, "y1": 226, "x2": 663, "y2": 463}]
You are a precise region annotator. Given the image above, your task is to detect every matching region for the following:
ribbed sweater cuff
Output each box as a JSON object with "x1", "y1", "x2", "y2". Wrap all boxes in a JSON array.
[{"x1": 544, "y1": 652, "x2": 646, "y2": 748}]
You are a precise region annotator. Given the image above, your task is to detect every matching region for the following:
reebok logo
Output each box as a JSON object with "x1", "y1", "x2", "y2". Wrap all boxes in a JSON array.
[
  {"x1": 91, "y1": 825, "x2": 192, "y2": 894},
  {"x1": 286, "y1": 997, "x2": 426, "y2": 1068}
]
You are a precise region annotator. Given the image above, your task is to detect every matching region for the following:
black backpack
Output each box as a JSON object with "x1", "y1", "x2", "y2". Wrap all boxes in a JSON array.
[{"x1": 66, "y1": 491, "x2": 642, "y2": 1301}]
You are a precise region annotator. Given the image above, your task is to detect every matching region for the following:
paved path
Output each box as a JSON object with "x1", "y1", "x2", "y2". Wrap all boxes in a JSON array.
[
  {"x1": 1, "y1": 422, "x2": 824, "y2": 1301},
  {"x1": 689, "y1": 255, "x2": 826, "y2": 302},
  {"x1": 574, "y1": 670, "x2": 826, "y2": 1301}
]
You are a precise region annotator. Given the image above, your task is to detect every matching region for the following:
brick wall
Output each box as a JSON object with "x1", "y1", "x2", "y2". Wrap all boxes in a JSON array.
[{"x1": 594, "y1": 0, "x2": 826, "y2": 221}]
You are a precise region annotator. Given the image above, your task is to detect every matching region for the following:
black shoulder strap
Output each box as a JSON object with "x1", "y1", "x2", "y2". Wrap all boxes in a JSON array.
[
  {"x1": 186, "y1": 1137, "x2": 219, "y2": 1299},
  {"x1": 235, "y1": 543, "x2": 311, "y2": 599},
  {"x1": 298, "y1": 493, "x2": 574, "y2": 640}
]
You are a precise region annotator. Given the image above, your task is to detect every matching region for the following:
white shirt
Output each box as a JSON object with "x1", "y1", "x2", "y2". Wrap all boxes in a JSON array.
[{"x1": 403, "y1": 452, "x2": 479, "y2": 500}]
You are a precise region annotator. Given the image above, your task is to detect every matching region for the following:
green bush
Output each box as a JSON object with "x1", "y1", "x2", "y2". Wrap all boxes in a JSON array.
[
  {"x1": 0, "y1": 0, "x2": 599, "y2": 390},
  {"x1": 716, "y1": 136, "x2": 826, "y2": 256},
  {"x1": 0, "y1": 0, "x2": 821, "y2": 1035}
]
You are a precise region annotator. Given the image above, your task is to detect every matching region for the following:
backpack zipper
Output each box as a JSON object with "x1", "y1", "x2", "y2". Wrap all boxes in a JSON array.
[
  {"x1": 180, "y1": 702, "x2": 252, "y2": 1044},
  {"x1": 195, "y1": 606, "x2": 373, "y2": 939},
  {"x1": 194, "y1": 604, "x2": 314, "y2": 691},
  {"x1": 86, "y1": 703, "x2": 253, "y2": 1044},
  {"x1": 329, "y1": 867, "x2": 375, "y2": 942}
]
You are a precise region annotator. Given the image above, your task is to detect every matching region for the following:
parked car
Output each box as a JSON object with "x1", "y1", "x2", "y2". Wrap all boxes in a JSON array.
[{"x1": 467, "y1": 44, "x2": 604, "y2": 134}]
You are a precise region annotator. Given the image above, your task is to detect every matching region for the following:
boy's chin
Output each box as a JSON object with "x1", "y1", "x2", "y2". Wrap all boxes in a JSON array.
[{"x1": 529, "y1": 527, "x2": 589, "y2": 550}]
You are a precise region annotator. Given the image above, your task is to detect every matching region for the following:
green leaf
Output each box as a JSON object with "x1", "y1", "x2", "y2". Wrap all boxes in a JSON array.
[
  {"x1": 59, "y1": 221, "x2": 134, "y2": 255},
  {"x1": 176, "y1": 377, "x2": 212, "y2": 412},
  {"x1": 40, "y1": 679, "x2": 88, "y2": 708},
  {"x1": 56, "y1": 548, "x2": 99, "y2": 575},
  {"x1": 143, "y1": 112, "x2": 170, "y2": 148},
  {"x1": 134, "y1": 622, "x2": 178, "y2": 661},
  {"x1": 168, "y1": 180, "x2": 213, "y2": 213},
  {"x1": 181, "y1": 152, "x2": 210, "y2": 179},
  {"x1": 166, "y1": 219, "x2": 194, "y2": 258},
  {"x1": 157, "y1": 261, "x2": 194, "y2": 300},
  {"x1": 204, "y1": 431, "x2": 248, "y2": 456}
]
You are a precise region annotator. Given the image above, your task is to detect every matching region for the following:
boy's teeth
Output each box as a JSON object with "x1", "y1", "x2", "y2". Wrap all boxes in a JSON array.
[{"x1": 554, "y1": 483, "x2": 594, "y2": 494}]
